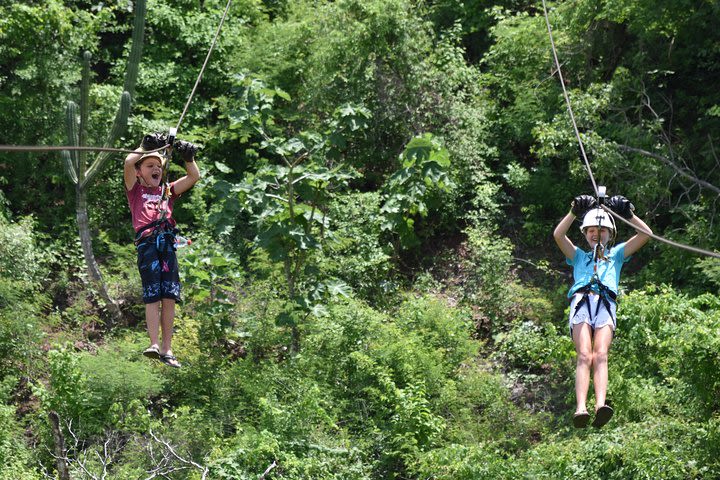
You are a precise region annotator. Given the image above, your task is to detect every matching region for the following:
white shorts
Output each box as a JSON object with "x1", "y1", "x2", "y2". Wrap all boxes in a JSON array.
[{"x1": 568, "y1": 292, "x2": 616, "y2": 337}]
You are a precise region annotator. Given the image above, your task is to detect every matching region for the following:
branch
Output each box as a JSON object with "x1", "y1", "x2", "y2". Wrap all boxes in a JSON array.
[
  {"x1": 147, "y1": 430, "x2": 209, "y2": 480},
  {"x1": 617, "y1": 144, "x2": 720, "y2": 195},
  {"x1": 259, "y1": 460, "x2": 278, "y2": 479},
  {"x1": 265, "y1": 193, "x2": 289, "y2": 203}
]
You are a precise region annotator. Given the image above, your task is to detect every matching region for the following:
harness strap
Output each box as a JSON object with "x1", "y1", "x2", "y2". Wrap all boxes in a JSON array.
[
  {"x1": 573, "y1": 282, "x2": 618, "y2": 324},
  {"x1": 134, "y1": 219, "x2": 176, "y2": 245}
]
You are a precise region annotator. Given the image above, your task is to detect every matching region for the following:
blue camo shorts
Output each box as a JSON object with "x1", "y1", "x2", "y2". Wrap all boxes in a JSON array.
[
  {"x1": 568, "y1": 292, "x2": 616, "y2": 337},
  {"x1": 136, "y1": 234, "x2": 181, "y2": 304}
]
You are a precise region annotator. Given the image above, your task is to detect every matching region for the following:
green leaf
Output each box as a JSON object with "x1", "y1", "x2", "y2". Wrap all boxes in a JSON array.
[
  {"x1": 214, "y1": 161, "x2": 232, "y2": 173},
  {"x1": 325, "y1": 279, "x2": 352, "y2": 298}
]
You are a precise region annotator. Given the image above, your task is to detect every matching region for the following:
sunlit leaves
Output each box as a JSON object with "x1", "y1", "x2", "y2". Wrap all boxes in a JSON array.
[{"x1": 380, "y1": 133, "x2": 454, "y2": 248}]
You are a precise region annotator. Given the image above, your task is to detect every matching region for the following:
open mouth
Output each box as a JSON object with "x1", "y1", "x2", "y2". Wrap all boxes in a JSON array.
[{"x1": 151, "y1": 173, "x2": 160, "y2": 181}]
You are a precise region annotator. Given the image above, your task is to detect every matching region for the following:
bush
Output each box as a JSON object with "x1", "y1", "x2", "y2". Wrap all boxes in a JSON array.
[
  {"x1": 614, "y1": 286, "x2": 720, "y2": 416},
  {"x1": 0, "y1": 378, "x2": 40, "y2": 479},
  {"x1": 462, "y1": 222, "x2": 514, "y2": 323},
  {"x1": 493, "y1": 320, "x2": 574, "y2": 374},
  {"x1": 521, "y1": 419, "x2": 720, "y2": 479},
  {"x1": 0, "y1": 214, "x2": 48, "y2": 380},
  {"x1": 321, "y1": 192, "x2": 393, "y2": 301},
  {"x1": 37, "y1": 341, "x2": 163, "y2": 435},
  {"x1": 0, "y1": 215, "x2": 48, "y2": 286},
  {"x1": 0, "y1": 277, "x2": 46, "y2": 378},
  {"x1": 439, "y1": 364, "x2": 549, "y2": 453},
  {"x1": 413, "y1": 443, "x2": 519, "y2": 480}
]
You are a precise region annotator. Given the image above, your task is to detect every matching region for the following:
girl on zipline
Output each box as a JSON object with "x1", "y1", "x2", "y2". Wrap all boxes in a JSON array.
[
  {"x1": 124, "y1": 133, "x2": 200, "y2": 368},
  {"x1": 553, "y1": 194, "x2": 652, "y2": 428}
]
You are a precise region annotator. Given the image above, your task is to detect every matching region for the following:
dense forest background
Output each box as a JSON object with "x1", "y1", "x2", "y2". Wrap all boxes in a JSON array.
[{"x1": 1, "y1": 0, "x2": 719, "y2": 478}]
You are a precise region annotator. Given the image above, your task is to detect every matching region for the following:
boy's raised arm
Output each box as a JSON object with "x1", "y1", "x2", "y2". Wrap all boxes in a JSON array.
[{"x1": 124, "y1": 147, "x2": 143, "y2": 190}]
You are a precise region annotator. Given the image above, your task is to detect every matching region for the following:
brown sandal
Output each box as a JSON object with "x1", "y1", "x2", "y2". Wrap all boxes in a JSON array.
[
  {"x1": 160, "y1": 353, "x2": 182, "y2": 368},
  {"x1": 142, "y1": 346, "x2": 160, "y2": 360},
  {"x1": 592, "y1": 405, "x2": 614, "y2": 428},
  {"x1": 573, "y1": 411, "x2": 591, "y2": 428}
]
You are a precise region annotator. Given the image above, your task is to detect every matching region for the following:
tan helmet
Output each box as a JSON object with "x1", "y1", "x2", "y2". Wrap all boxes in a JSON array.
[
  {"x1": 135, "y1": 150, "x2": 166, "y2": 168},
  {"x1": 580, "y1": 208, "x2": 615, "y2": 233}
]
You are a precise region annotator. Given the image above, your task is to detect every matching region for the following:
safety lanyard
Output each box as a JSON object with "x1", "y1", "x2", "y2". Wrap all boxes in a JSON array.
[{"x1": 156, "y1": 128, "x2": 176, "y2": 224}]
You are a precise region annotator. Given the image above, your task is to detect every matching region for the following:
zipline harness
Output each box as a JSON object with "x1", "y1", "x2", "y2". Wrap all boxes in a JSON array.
[
  {"x1": 133, "y1": 128, "x2": 181, "y2": 253},
  {"x1": 572, "y1": 186, "x2": 618, "y2": 325}
]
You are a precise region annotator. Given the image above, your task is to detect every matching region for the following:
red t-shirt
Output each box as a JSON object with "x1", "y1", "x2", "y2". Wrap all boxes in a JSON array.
[{"x1": 126, "y1": 181, "x2": 178, "y2": 234}]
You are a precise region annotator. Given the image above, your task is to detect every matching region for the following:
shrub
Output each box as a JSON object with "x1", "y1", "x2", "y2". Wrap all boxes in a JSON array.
[
  {"x1": 439, "y1": 364, "x2": 549, "y2": 453},
  {"x1": 320, "y1": 192, "x2": 393, "y2": 301},
  {"x1": 462, "y1": 222, "x2": 514, "y2": 323},
  {"x1": 0, "y1": 215, "x2": 48, "y2": 286},
  {"x1": 0, "y1": 378, "x2": 40, "y2": 479},
  {"x1": 0, "y1": 277, "x2": 46, "y2": 378},
  {"x1": 521, "y1": 419, "x2": 720, "y2": 479},
  {"x1": 413, "y1": 443, "x2": 520, "y2": 480},
  {"x1": 493, "y1": 320, "x2": 574, "y2": 374},
  {"x1": 36, "y1": 342, "x2": 163, "y2": 435},
  {"x1": 614, "y1": 286, "x2": 720, "y2": 415}
]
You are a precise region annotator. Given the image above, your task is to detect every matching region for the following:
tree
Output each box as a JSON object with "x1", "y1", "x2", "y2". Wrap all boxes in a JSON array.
[
  {"x1": 61, "y1": 0, "x2": 147, "y2": 326},
  {"x1": 211, "y1": 75, "x2": 370, "y2": 351}
]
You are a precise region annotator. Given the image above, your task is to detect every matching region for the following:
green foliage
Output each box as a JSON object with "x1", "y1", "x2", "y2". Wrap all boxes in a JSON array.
[
  {"x1": 0, "y1": 379, "x2": 39, "y2": 479},
  {"x1": 0, "y1": 278, "x2": 46, "y2": 379},
  {"x1": 0, "y1": 215, "x2": 48, "y2": 286},
  {"x1": 2, "y1": 0, "x2": 720, "y2": 477},
  {"x1": 522, "y1": 419, "x2": 719, "y2": 479},
  {"x1": 461, "y1": 222, "x2": 514, "y2": 321},
  {"x1": 0, "y1": 216, "x2": 49, "y2": 378},
  {"x1": 180, "y1": 235, "x2": 245, "y2": 343},
  {"x1": 413, "y1": 443, "x2": 518, "y2": 480},
  {"x1": 381, "y1": 133, "x2": 455, "y2": 249},
  {"x1": 319, "y1": 192, "x2": 394, "y2": 301},
  {"x1": 215, "y1": 76, "x2": 370, "y2": 302},
  {"x1": 493, "y1": 320, "x2": 573, "y2": 374},
  {"x1": 36, "y1": 342, "x2": 162, "y2": 435},
  {"x1": 615, "y1": 287, "x2": 720, "y2": 416},
  {"x1": 697, "y1": 257, "x2": 720, "y2": 292}
]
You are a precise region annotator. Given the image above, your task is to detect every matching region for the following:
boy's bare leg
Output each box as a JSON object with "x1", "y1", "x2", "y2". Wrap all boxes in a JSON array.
[
  {"x1": 592, "y1": 325, "x2": 614, "y2": 409},
  {"x1": 145, "y1": 301, "x2": 161, "y2": 348},
  {"x1": 160, "y1": 298, "x2": 176, "y2": 354},
  {"x1": 572, "y1": 323, "x2": 593, "y2": 413}
]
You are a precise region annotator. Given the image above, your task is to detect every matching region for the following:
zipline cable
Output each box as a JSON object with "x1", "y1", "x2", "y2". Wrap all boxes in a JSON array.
[
  {"x1": 0, "y1": 145, "x2": 165, "y2": 154},
  {"x1": 540, "y1": 0, "x2": 720, "y2": 260},
  {"x1": 601, "y1": 205, "x2": 720, "y2": 259},
  {"x1": 0, "y1": 0, "x2": 233, "y2": 154},
  {"x1": 540, "y1": 0, "x2": 598, "y2": 197},
  {"x1": 175, "y1": 0, "x2": 232, "y2": 132}
]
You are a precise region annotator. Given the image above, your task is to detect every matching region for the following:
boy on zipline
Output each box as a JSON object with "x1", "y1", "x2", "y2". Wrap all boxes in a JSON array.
[
  {"x1": 124, "y1": 133, "x2": 200, "y2": 368},
  {"x1": 553, "y1": 194, "x2": 652, "y2": 428}
]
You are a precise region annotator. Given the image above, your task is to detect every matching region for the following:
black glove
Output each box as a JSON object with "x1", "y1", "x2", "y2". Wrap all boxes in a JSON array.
[
  {"x1": 571, "y1": 194, "x2": 597, "y2": 217},
  {"x1": 141, "y1": 132, "x2": 169, "y2": 151},
  {"x1": 607, "y1": 195, "x2": 635, "y2": 219},
  {"x1": 173, "y1": 140, "x2": 198, "y2": 162}
]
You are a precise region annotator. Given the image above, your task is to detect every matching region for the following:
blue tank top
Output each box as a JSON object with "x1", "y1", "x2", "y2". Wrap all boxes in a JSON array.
[{"x1": 566, "y1": 243, "x2": 628, "y2": 298}]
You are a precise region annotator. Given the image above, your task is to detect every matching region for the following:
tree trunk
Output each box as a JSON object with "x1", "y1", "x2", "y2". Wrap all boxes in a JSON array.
[
  {"x1": 48, "y1": 411, "x2": 70, "y2": 480},
  {"x1": 76, "y1": 186, "x2": 122, "y2": 327}
]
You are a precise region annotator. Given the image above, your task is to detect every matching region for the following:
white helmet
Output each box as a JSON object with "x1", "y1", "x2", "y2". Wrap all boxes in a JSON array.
[{"x1": 580, "y1": 208, "x2": 615, "y2": 233}]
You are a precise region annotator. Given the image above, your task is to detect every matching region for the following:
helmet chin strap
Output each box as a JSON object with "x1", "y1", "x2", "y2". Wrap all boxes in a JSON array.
[
  {"x1": 593, "y1": 186, "x2": 607, "y2": 264},
  {"x1": 157, "y1": 128, "x2": 177, "y2": 224}
]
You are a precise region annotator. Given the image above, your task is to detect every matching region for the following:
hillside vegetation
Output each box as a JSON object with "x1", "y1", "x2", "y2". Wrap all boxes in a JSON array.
[{"x1": 1, "y1": 0, "x2": 719, "y2": 478}]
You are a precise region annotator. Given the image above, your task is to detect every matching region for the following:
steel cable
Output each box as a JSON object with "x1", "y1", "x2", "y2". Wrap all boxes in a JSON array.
[
  {"x1": 0, "y1": 0, "x2": 233, "y2": 155},
  {"x1": 541, "y1": 0, "x2": 720, "y2": 260}
]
